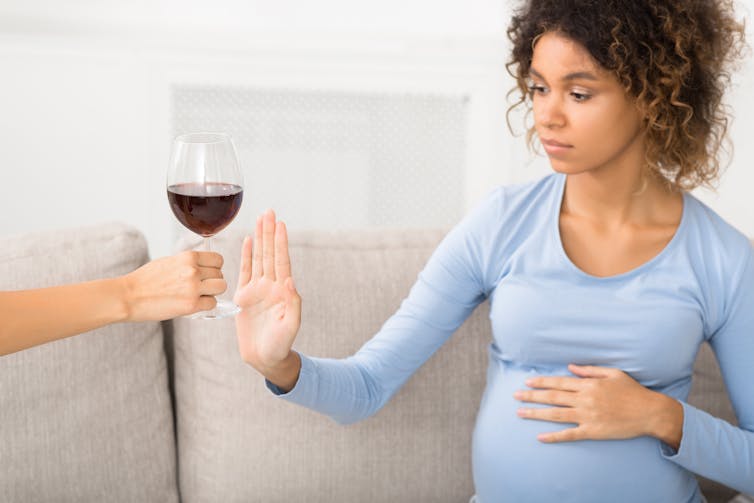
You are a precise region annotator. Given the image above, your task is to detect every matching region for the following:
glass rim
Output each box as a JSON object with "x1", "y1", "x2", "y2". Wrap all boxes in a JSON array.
[{"x1": 174, "y1": 132, "x2": 232, "y2": 144}]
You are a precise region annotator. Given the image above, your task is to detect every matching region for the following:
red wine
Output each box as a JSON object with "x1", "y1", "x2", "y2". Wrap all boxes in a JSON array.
[{"x1": 168, "y1": 182, "x2": 243, "y2": 236}]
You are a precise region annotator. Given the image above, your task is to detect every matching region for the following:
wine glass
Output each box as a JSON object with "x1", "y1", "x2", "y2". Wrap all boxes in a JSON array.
[{"x1": 167, "y1": 132, "x2": 244, "y2": 320}]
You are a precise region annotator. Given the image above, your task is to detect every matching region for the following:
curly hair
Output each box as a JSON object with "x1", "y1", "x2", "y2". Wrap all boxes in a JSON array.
[{"x1": 507, "y1": 0, "x2": 747, "y2": 191}]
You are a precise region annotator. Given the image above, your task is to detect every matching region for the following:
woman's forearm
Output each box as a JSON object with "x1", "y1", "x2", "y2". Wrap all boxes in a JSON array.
[{"x1": 0, "y1": 278, "x2": 129, "y2": 356}]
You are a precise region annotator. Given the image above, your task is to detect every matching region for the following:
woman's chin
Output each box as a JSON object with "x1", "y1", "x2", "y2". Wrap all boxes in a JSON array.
[
  {"x1": 547, "y1": 159, "x2": 578, "y2": 174},
  {"x1": 547, "y1": 158, "x2": 593, "y2": 176}
]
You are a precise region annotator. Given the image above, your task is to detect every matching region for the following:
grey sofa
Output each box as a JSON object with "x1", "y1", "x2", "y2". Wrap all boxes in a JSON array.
[{"x1": 0, "y1": 222, "x2": 749, "y2": 502}]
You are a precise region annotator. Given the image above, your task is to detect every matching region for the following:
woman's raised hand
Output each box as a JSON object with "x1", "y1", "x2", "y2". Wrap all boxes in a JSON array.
[{"x1": 234, "y1": 210, "x2": 302, "y2": 386}]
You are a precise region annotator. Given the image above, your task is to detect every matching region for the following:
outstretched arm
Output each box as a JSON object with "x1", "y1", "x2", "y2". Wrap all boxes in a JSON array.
[
  {"x1": 0, "y1": 251, "x2": 226, "y2": 356},
  {"x1": 235, "y1": 204, "x2": 491, "y2": 424}
]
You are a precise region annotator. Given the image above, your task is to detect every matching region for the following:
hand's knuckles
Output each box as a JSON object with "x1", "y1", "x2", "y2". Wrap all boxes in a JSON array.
[
  {"x1": 548, "y1": 408, "x2": 568, "y2": 422},
  {"x1": 182, "y1": 298, "x2": 199, "y2": 313},
  {"x1": 582, "y1": 381, "x2": 601, "y2": 395},
  {"x1": 183, "y1": 282, "x2": 201, "y2": 299},
  {"x1": 582, "y1": 395, "x2": 598, "y2": 409},
  {"x1": 584, "y1": 408, "x2": 604, "y2": 424},
  {"x1": 180, "y1": 264, "x2": 199, "y2": 280},
  {"x1": 180, "y1": 250, "x2": 200, "y2": 264}
]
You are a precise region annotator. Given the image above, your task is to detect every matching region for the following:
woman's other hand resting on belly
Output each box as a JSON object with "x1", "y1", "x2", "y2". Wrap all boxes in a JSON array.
[{"x1": 515, "y1": 364, "x2": 684, "y2": 449}]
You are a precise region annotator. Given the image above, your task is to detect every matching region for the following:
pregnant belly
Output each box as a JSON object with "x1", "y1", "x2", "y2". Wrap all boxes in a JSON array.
[{"x1": 471, "y1": 358, "x2": 699, "y2": 503}]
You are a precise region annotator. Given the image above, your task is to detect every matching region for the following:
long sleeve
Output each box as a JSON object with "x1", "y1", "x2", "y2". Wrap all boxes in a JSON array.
[
  {"x1": 662, "y1": 246, "x2": 754, "y2": 494},
  {"x1": 266, "y1": 190, "x2": 503, "y2": 424}
]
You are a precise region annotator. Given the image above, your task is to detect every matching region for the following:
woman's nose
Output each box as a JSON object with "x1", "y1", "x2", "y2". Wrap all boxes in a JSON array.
[{"x1": 535, "y1": 95, "x2": 566, "y2": 129}]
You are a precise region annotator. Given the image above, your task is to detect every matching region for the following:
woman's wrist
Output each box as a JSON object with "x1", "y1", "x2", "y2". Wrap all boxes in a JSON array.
[
  {"x1": 260, "y1": 351, "x2": 302, "y2": 394},
  {"x1": 646, "y1": 391, "x2": 684, "y2": 450}
]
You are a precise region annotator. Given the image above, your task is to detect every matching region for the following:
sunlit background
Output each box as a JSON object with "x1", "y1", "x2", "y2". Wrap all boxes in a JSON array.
[{"x1": 0, "y1": 1, "x2": 751, "y2": 257}]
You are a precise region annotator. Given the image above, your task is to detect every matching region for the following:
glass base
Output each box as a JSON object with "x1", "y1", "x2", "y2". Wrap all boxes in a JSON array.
[{"x1": 186, "y1": 298, "x2": 241, "y2": 320}]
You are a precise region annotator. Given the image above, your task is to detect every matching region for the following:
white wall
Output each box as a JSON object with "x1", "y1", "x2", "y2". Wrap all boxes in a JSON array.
[
  {"x1": 0, "y1": 1, "x2": 511, "y2": 257},
  {"x1": 0, "y1": 1, "x2": 752, "y2": 259}
]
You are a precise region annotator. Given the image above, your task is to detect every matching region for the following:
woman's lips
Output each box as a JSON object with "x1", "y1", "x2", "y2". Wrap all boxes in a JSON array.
[{"x1": 541, "y1": 138, "x2": 573, "y2": 156}]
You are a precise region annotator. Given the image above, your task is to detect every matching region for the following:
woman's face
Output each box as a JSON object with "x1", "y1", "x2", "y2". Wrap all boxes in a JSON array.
[{"x1": 529, "y1": 32, "x2": 645, "y2": 176}]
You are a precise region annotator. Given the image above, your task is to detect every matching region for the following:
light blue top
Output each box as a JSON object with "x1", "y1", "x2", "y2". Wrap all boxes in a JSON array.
[{"x1": 268, "y1": 173, "x2": 754, "y2": 502}]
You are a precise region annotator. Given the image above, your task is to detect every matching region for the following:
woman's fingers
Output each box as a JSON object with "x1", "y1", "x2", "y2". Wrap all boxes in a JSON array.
[
  {"x1": 537, "y1": 427, "x2": 584, "y2": 443},
  {"x1": 514, "y1": 389, "x2": 577, "y2": 407},
  {"x1": 517, "y1": 405, "x2": 578, "y2": 424},
  {"x1": 245, "y1": 210, "x2": 290, "y2": 283},
  {"x1": 275, "y1": 221, "x2": 291, "y2": 280},
  {"x1": 237, "y1": 236, "x2": 253, "y2": 288},
  {"x1": 252, "y1": 216, "x2": 263, "y2": 281},
  {"x1": 524, "y1": 376, "x2": 583, "y2": 392},
  {"x1": 568, "y1": 364, "x2": 614, "y2": 378},
  {"x1": 262, "y1": 209, "x2": 276, "y2": 280}
]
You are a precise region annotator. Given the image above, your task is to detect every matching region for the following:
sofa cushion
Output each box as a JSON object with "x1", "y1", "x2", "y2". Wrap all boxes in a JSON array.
[
  {"x1": 0, "y1": 223, "x2": 178, "y2": 503},
  {"x1": 172, "y1": 228, "x2": 745, "y2": 503},
  {"x1": 173, "y1": 229, "x2": 488, "y2": 502}
]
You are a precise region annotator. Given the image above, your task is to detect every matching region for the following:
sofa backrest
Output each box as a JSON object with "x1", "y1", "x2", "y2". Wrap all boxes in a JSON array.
[
  {"x1": 172, "y1": 229, "x2": 487, "y2": 502},
  {"x1": 171, "y1": 228, "x2": 743, "y2": 502},
  {"x1": 0, "y1": 223, "x2": 179, "y2": 503}
]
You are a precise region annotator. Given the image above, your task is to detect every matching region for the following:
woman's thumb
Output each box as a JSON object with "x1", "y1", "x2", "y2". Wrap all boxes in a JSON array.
[{"x1": 286, "y1": 277, "x2": 296, "y2": 292}]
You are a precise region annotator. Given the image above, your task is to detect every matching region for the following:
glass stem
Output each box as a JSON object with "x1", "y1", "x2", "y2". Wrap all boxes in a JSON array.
[{"x1": 203, "y1": 236, "x2": 216, "y2": 316}]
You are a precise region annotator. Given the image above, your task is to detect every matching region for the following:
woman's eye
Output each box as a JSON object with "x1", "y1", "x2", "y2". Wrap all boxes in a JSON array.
[
  {"x1": 571, "y1": 92, "x2": 592, "y2": 102},
  {"x1": 528, "y1": 85, "x2": 548, "y2": 96}
]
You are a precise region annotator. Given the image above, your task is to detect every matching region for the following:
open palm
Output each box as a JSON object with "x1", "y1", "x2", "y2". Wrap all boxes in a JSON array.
[{"x1": 234, "y1": 210, "x2": 301, "y2": 370}]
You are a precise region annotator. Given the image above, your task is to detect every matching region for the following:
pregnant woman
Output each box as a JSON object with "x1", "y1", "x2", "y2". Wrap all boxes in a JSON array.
[{"x1": 233, "y1": 1, "x2": 752, "y2": 501}]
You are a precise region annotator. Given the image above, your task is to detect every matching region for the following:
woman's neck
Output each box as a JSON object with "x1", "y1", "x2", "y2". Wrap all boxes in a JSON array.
[{"x1": 562, "y1": 170, "x2": 680, "y2": 229}]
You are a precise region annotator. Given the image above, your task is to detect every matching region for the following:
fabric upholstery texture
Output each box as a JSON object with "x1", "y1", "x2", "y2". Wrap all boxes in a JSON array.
[
  {"x1": 0, "y1": 223, "x2": 178, "y2": 503},
  {"x1": 173, "y1": 229, "x2": 489, "y2": 502}
]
